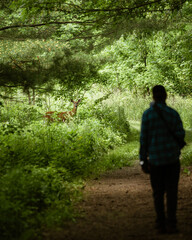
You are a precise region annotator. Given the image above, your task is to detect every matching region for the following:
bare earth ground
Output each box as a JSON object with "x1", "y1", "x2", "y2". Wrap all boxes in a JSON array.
[{"x1": 44, "y1": 164, "x2": 192, "y2": 240}]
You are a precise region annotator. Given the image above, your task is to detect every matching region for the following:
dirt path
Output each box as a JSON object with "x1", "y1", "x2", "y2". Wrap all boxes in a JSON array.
[{"x1": 45, "y1": 164, "x2": 192, "y2": 240}]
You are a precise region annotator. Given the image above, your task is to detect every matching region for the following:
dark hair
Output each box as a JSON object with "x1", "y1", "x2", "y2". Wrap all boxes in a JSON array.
[{"x1": 152, "y1": 85, "x2": 167, "y2": 102}]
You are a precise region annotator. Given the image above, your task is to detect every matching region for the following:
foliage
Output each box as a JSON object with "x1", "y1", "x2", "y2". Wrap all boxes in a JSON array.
[
  {"x1": 102, "y1": 128, "x2": 139, "y2": 170},
  {"x1": 0, "y1": 39, "x2": 99, "y2": 94},
  {"x1": 0, "y1": 102, "x2": 41, "y2": 126},
  {"x1": 0, "y1": 92, "x2": 132, "y2": 239},
  {"x1": 0, "y1": 166, "x2": 81, "y2": 240},
  {"x1": 0, "y1": 1, "x2": 192, "y2": 97},
  {"x1": 0, "y1": 0, "x2": 188, "y2": 39},
  {"x1": 79, "y1": 93, "x2": 130, "y2": 139},
  {"x1": 1, "y1": 87, "x2": 192, "y2": 239},
  {"x1": 95, "y1": 104, "x2": 129, "y2": 137},
  {"x1": 0, "y1": 115, "x2": 124, "y2": 176},
  {"x1": 97, "y1": 26, "x2": 192, "y2": 96},
  {"x1": 0, "y1": 1, "x2": 192, "y2": 239}
]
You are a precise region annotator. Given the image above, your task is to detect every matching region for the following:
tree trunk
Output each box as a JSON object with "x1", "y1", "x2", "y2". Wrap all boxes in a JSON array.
[{"x1": 32, "y1": 88, "x2": 35, "y2": 105}]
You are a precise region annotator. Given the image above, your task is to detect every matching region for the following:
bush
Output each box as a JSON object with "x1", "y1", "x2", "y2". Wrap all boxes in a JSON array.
[
  {"x1": 0, "y1": 103, "x2": 42, "y2": 128},
  {"x1": 0, "y1": 166, "x2": 81, "y2": 240},
  {"x1": 79, "y1": 97, "x2": 130, "y2": 140},
  {"x1": 94, "y1": 103, "x2": 129, "y2": 135},
  {"x1": 0, "y1": 117, "x2": 124, "y2": 177}
]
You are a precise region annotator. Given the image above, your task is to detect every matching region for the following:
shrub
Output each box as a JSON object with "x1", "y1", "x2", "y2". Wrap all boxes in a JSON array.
[
  {"x1": 94, "y1": 104, "x2": 130, "y2": 137},
  {"x1": 0, "y1": 103, "x2": 42, "y2": 127},
  {"x1": 0, "y1": 117, "x2": 124, "y2": 177},
  {"x1": 0, "y1": 166, "x2": 81, "y2": 240}
]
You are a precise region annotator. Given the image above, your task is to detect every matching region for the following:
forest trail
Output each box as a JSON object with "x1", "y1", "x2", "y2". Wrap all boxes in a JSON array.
[{"x1": 44, "y1": 164, "x2": 192, "y2": 240}]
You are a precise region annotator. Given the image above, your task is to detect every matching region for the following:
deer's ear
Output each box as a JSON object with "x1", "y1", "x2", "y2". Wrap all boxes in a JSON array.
[
  {"x1": 71, "y1": 99, "x2": 73, "y2": 102},
  {"x1": 78, "y1": 99, "x2": 81, "y2": 102}
]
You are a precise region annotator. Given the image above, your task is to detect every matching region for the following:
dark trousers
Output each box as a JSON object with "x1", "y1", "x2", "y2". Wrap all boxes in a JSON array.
[{"x1": 150, "y1": 161, "x2": 180, "y2": 227}]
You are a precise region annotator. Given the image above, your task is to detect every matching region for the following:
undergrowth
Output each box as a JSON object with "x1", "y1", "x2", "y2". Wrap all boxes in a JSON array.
[{"x1": 0, "y1": 90, "x2": 192, "y2": 239}]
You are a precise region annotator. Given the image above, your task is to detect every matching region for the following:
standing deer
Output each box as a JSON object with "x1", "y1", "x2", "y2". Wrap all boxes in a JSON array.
[{"x1": 44, "y1": 99, "x2": 81, "y2": 122}]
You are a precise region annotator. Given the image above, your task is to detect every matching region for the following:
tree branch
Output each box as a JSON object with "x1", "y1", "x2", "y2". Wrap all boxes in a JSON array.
[
  {"x1": 0, "y1": 20, "x2": 95, "y2": 31},
  {"x1": 81, "y1": 0, "x2": 163, "y2": 13},
  {"x1": 0, "y1": 0, "x2": 186, "y2": 32}
]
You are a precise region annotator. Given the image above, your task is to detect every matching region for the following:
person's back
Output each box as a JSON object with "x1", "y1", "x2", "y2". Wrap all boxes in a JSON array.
[
  {"x1": 140, "y1": 101, "x2": 184, "y2": 166},
  {"x1": 139, "y1": 85, "x2": 185, "y2": 234}
]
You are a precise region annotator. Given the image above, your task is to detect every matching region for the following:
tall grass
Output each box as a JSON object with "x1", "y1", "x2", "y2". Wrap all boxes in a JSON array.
[
  {"x1": 103, "y1": 91, "x2": 192, "y2": 167},
  {"x1": 82, "y1": 88, "x2": 192, "y2": 168}
]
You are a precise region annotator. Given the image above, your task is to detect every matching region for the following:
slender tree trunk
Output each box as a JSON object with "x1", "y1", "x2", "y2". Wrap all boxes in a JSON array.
[
  {"x1": 26, "y1": 89, "x2": 31, "y2": 105},
  {"x1": 32, "y1": 88, "x2": 35, "y2": 105}
]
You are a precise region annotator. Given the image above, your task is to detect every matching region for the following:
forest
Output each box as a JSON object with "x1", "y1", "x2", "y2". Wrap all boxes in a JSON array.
[{"x1": 0, "y1": 0, "x2": 192, "y2": 239}]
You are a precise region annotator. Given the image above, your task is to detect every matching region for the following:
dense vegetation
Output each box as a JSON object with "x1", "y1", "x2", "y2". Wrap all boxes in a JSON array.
[{"x1": 0, "y1": 0, "x2": 192, "y2": 239}]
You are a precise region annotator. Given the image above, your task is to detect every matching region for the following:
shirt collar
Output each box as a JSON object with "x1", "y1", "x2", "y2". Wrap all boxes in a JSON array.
[{"x1": 150, "y1": 101, "x2": 167, "y2": 108}]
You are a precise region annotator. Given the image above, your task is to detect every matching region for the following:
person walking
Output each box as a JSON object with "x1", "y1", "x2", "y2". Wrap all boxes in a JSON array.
[{"x1": 139, "y1": 85, "x2": 185, "y2": 234}]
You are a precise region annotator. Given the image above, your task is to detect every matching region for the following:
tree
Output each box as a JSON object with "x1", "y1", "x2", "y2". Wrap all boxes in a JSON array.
[
  {"x1": 96, "y1": 0, "x2": 192, "y2": 96},
  {"x1": 0, "y1": 0, "x2": 188, "y2": 41},
  {"x1": 0, "y1": 0, "x2": 191, "y2": 98},
  {"x1": 0, "y1": 38, "x2": 100, "y2": 102}
]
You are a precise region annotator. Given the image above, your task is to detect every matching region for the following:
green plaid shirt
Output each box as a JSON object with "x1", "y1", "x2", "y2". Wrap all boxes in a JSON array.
[{"x1": 139, "y1": 102, "x2": 185, "y2": 166}]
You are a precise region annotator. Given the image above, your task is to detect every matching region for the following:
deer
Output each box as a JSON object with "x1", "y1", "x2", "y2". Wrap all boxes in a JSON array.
[{"x1": 44, "y1": 99, "x2": 81, "y2": 122}]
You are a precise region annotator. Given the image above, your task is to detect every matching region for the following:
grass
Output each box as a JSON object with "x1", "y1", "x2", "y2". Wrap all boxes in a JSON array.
[
  {"x1": 100, "y1": 124, "x2": 140, "y2": 171},
  {"x1": 180, "y1": 129, "x2": 192, "y2": 166},
  {"x1": 100, "y1": 90, "x2": 192, "y2": 169}
]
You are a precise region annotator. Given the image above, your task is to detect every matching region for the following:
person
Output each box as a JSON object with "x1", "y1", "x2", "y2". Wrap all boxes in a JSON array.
[{"x1": 139, "y1": 85, "x2": 185, "y2": 234}]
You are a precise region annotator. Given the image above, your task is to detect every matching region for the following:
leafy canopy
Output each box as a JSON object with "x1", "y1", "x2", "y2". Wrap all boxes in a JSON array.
[{"x1": 0, "y1": 0, "x2": 188, "y2": 40}]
